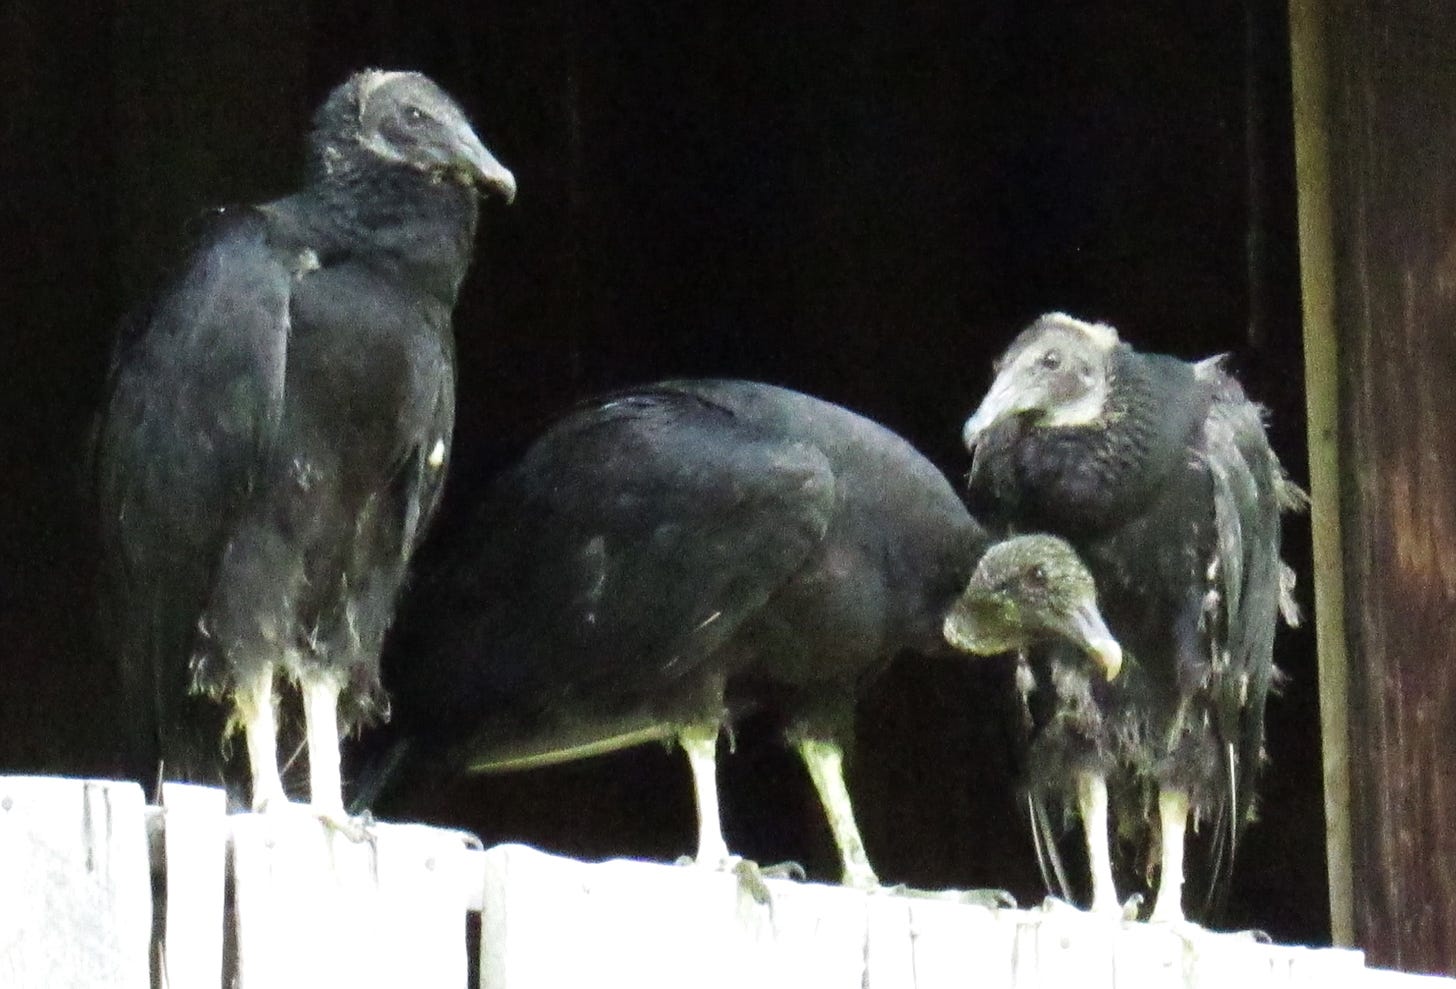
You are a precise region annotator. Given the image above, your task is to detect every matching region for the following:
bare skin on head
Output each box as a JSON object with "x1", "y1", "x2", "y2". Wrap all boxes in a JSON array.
[
  {"x1": 942, "y1": 534, "x2": 1122, "y2": 681},
  {"x1": 958, "y1": 312, "x2": 1302, "y2": 925}
]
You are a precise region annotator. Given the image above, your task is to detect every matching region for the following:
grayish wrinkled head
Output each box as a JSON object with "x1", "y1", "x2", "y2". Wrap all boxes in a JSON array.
[
  {"x1": 312, "y1": 69, "x2": 516, "y2": 203},
  {"x1": 942, "y1": 533, "x2": 1123, "y2": 680},
  {"x1": 962, "y1": 312, "x2": 1120, "y2": 449}
]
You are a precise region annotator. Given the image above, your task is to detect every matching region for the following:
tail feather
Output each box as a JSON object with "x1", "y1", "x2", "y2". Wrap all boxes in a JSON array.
[{"x1": 1028, "y1": 793, "x2": 1072, "y2": 903}]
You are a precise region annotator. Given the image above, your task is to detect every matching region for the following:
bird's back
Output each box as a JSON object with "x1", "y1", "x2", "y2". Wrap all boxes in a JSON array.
[{"x1": 383, "y1": 380, "x2": 984, "y2": 767}]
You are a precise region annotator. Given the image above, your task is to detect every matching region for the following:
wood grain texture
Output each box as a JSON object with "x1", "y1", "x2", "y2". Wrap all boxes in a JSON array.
[
  {"x1": 157, "y1": 782, "x2": 226, "y2": 989},
  {"x1": 230, "y1": 813, "x2": 475, "y2": 989},
  {"x1": 0, "y1": 778, "x2": 151, "y2": 989},
  {"x1": 476, "y1": 843, "x2": 1381, "y2": 989},
  {"x1": 1288, "y1": 0, "x2": 1354, "y2": 947},
  {"x1": 1313, "y1": 0, "x2": 1456, "y2": 975}
]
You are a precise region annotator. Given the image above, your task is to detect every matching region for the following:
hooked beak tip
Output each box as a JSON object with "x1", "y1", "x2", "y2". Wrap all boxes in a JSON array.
[
  {"x1": 1090, "y1": 636, "x2": 1123, "y2": 680},
  {"x1": 962, "y1": 412, "x2": 993, "y2": 449},
  {"x1": 484, "y1": 166, "x2": 517, "y2": 204},
  {"x1": 455, "y1": 125, "x2": 517, "y2": 203}
]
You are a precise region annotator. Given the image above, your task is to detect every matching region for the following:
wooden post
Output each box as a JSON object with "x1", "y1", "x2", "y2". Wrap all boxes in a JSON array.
[
  {"x1": 0, "y1": 778, "x2": 151, "y2": 988},
  {"x1": 230, "y1": 814, "x2": 475, "y2": 988},
  {"x1": 1288, "y1": 0, "x2": 1456, "y2": 975},
  {"x1": 1287, "y1": 0, "x2": 1354, "y2": 950}
]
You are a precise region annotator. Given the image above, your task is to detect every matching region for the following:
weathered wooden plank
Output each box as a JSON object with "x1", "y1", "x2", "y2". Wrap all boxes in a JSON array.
[
  {"x1": 155, "y1": 783, "x2": 227, "y2": 989},
  {"x1": 230, "y1": 813, "x2": 474, "y2": 989},
  {"x1": 1287, "y1": 0, "x2": 1355, "y2": 949},
  {"x1": 1292, "y1": 0, "x2": 1456, "y2": 975},
  {"x1": 480, "y1": 843, "x2": 871, "y2": 988},
  {"x1": 0, "y1": 777, "x2": 151, "y2": 989},
  {"x1": 902, "y1": 896, "x2": 1016, "y2": 988},
  {"x1": 476, "y1": 845, "x2": 1417, "y2": 989}
]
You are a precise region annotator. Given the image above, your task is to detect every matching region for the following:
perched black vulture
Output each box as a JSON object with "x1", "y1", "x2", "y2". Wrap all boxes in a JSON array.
[
  {"x1": 94, "y1": 70, "x2": 516, "y2": 823},
  {"x1": 364, "y1": 379, "x2": 1009, "y2": 888},
  {"x1": 960, "y1": 313, "x2": 1303, "y2": 923},
  {"x1": 943, "y1": 534, "x2": 1123, "y2": 682}
]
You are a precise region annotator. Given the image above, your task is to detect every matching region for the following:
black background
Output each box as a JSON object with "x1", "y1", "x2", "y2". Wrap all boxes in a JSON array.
[{"x1": 0, "y1": 0, "x2": 1325, "y2": 943}]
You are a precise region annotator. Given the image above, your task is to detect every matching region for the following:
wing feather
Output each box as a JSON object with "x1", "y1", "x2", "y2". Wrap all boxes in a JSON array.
[
  {"x1": 95, "y1": 207, "x2": 296, "y2": 784},
  {"x1": 1196, "y1": 360, "x2": 1304, "y2": 908}
]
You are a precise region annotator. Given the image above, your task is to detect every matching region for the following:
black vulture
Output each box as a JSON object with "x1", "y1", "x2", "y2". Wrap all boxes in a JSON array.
[
  {"x1": 943, "y1": 534, "x2": 1123, "y2": 682},
  {"x1": 363, "y1": 379, "x2": 1017, "y2": 889},
  {"x1": 94, "y1": 70, "x2": 516, "y2": 824},
  {"x1": 959, "y1": 313, "x2": 1303, "y2": 923}
]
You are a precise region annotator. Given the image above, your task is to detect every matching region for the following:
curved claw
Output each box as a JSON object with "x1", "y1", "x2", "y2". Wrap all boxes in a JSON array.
[
  {"x1": 758, "y1": 860, "x2": 807, "y2": 882},
  {"x1": 674, "y1": 853, "x2": 786, "y2": 907},
  {"x1": 731, "y1": 859, "x2": 774, "y2": 907},
  {"x1": 317, "y1": 808, "x2": 376, "y2": 845},
  {"x1": 1120, "y1": 892, "x2": 1145, "y2": 922}
]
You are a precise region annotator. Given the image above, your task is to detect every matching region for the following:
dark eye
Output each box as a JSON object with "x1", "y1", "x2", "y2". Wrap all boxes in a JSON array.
[
  {"x1": 1024, "y1": 564, "x2": 1048, "y2": 589},
  {"x1": 1039, "y1": 350, "x2": 1061, "y2": 370},
  {"x1": 405, "y1": 106, "x2": 427, "y2": 124}
]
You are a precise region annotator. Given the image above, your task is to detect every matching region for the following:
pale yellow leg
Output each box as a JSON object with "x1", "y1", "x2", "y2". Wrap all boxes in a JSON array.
[
  {"x1": 679, "y1": 724, "x2": 731, "y2": 867},
  {"x1": 797, "y1": 738, "x2": 879, "y2": 889},
  {"x1": 1076, "y1": 771, "x2": 1120, "y2": 915},
  {"x1": 238, "y1": 664, "x2": 286, "y2": 812},
  {"x1": 1148, "y1": 789, "x2": 1190, "y2": 924}
]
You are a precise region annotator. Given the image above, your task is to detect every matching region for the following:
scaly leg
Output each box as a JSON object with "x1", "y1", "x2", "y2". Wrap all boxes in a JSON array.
[
  {"x1": 1148, "y1": 788, "x2": 1190, "y2": 924},
  {"x1": 679, "y1": 723, "x2": 731, "y2": 867},
  {"x1": 796, "y1": 738, "x2": 878, "y2": 889},
  {"x1": 302, "y1": 673, "x2": 345, "y2": 814},
  {"x1": 301, "y1": 671, "x2": 374, "y2": 842},
  {"x1": 237, "y1": 663, "x2": 287, "y2": 812},
  {"x1": 1076, "y1": 771, "x2": 1121, "y2": 915}
]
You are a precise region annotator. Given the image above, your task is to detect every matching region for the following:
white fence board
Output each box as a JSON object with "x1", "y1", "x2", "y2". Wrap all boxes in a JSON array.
[
  {"x1": 230, "y1": 812, "x2": 474, "y2": 989},
  {"x1": 476, "y1": 843, "x2": 1443, "y2": 989},
  {"x1": 0, "y1": 777, "x2": 151, "y2": 989},
  {"x1": 156, "y1": 782, "x2": 227, "y2": 989},
  {"x1": 0, "y1": 776, "x2": 1446, "y2": 987}
]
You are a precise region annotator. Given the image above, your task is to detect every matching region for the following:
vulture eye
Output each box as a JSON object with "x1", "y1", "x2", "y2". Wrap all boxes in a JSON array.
[
  {"x1": 1039, "y1": 350, "x2": 1062, "y2": 370},
  {"x1": 405, "y1": 106, "x2": 427, "y2": 124},
  {"x1": 1025, "y1": 564, "x2": 1048, "y2": 589}
]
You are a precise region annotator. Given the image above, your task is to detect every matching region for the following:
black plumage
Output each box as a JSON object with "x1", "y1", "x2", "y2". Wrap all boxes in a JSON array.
[
  {"x1": 364, "y1": 379, "x2": 990, "y2": 887},
  {"x1": 961, "y1": 313, "x2": 1303, "y2": 923},
  {"x1": 94, "y1": 70, "x2": 515, "y2": 818}
]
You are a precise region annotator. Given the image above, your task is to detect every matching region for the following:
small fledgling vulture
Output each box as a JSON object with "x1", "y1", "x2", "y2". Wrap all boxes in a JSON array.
[
  {"x1": 960, "y1": 313, "x2": 1303, "y2": 923},
  {"x1": 362, "y1": 379, "x2": 1010, "y2": 890},
  {"x1": 95, "y1": 69, "x2": 515, "y2": 823}
]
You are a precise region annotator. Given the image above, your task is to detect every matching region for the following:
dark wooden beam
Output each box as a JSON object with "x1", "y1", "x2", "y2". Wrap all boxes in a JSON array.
[
  {"x1": 1288, "y1": 0, "x2": 1353, "y2": 951},
  {"x1": 1291, "y1": 0, "x2": 1456, "y2": 975}
]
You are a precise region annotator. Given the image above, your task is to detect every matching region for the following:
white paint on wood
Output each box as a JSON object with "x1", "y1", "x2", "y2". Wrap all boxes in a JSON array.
[
  {"x1": 481, "y1": 843, "x2": 875, "y2": 989},
  {"x1": 475, "y1": 844, "x2": 1438, "y2": 989},
  {"x1": 0, "y1": 777, "x2": 151, "y2": 989},
  {"x1": 157, "y1": 782, "x2": 227, "y2": 989},
  {"x1": 0, "y1": 781, "x2": 1441, "y2": 988},
  {"x1": 230, "y1": 812, "x2": 474, "y2": 989}
]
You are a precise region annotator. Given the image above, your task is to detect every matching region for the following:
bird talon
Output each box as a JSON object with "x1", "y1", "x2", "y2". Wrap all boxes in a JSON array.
[
  {"x1": 317, "y1": 808, "x2": 375, "y2": 845},
  {"x1": 731, "y1": 859, "x2": 775, "y2": 906},
  {"x1": 758, "y1": 860, "x2": 807, "y2": 882},
  {"x1": 1121, "y1": 893, "x2": 1145, "y2": 922}
]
